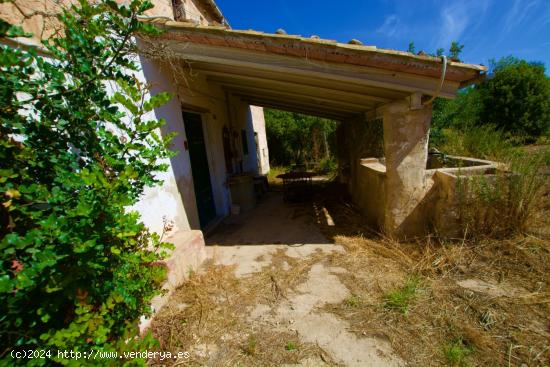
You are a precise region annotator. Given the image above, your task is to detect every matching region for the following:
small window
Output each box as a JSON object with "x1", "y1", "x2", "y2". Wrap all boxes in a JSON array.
[{"x1": 241, "y1": 129, "x2": 249, "y2": 155}]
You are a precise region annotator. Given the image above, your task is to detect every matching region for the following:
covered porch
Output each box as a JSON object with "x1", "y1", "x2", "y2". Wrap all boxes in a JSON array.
[{"x1": 138, "y1": 20, "x2": 487, "y2": 239}]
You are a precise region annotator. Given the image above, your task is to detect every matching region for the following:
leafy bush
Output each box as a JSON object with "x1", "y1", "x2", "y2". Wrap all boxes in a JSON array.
[
  {"x1": 478, "y1": 58, "x2": 550, "y2": 139},
  {"x1": 431, "y1": 57, "x2": 550, "y2": 144},
  {"x1": 317, "y1": 156, "x2": 337, "y2": 175},
  {"x1": 264, "y1": 109, "x2": 337, "y2": 166},
  {"x1": 431, "y1": 89, "x2": 483, "y2": 132},
  {"x1": 0, "y1": 0, "x2": 174, "y2": 364}
]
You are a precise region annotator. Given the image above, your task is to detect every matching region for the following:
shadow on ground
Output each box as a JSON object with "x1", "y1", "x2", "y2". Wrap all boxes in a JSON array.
[{"x1": 206, "y1": 180, "x2": 378, "y2": 247}]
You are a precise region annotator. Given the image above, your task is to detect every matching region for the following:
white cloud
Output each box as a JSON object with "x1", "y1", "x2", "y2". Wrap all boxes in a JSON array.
[
  {"x1": 376, "y1": 15, "x2": 404, "y2": 38},
  {"x1": 503, "y1": 0, "x2": 540, "y2": 34},
  {"x1": 435, "y1": 0, "x2": 491, "y2": 48}
]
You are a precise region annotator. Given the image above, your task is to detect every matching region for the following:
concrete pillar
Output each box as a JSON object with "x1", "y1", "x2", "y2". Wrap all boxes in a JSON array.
[
  {"x1": 249, "y1": 106, "x2": 270, "y2": 175},
  {"x1": 382, "y1": 99, "x2": 432, "y2": 238}
]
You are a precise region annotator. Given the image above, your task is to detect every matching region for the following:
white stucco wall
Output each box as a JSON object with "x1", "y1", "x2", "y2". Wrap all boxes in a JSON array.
[
  {"x1": 128, "y1": 57, "x2": 195, "y2": 234},
  {"x1": 173, "y1": 64, "x2": 232, "y2": 220},
  {"x1": 131, "y1": 57, "x2": 269, "y2": 234},
  {"x1": 133, "y1": 55, "x2": 244, "y2": 232},
  {"x1": 226, "y1": 95, "x2": 255, "y2": 174}
]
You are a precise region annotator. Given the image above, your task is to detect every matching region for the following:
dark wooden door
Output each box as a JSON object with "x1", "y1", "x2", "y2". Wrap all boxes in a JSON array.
[{"x1": 183, "y1": 111, "x2": 216, "y2": 228}]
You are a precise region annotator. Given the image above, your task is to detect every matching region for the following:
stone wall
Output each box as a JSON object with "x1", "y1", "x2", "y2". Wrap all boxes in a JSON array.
[
  {"x1": 0, "y1": 0, "x2": 176, "y2": 47},
  {"x1": 336, "y1": 116, "x2": 384, "y2": 189},
  {"x1": 173, "y1": 0, "x2": 223, "y2": 25},
  {"x1": 337, "y1": 116, "x2": 387, "y2": 230}
]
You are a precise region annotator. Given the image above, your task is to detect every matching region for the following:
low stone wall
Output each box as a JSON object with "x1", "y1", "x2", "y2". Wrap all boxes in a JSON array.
[
  {"x1": 429, "y1": 158, "x2": 501, "y2": 238},
  {"x1": 352, "y1": 158, "x2": 386, "y2": 229},
  {"x1": 352, "y1": 155, "x2": 499, "y2": 238}
]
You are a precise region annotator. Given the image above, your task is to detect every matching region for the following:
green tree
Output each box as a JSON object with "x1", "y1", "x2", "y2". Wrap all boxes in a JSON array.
[
  {"x1": 407, "y1": 42, "x2": 415, "y2": 54},
  {"x1": 264, "y1": 109, "x2": 336, "y2": 166},
  {"x1": 432, "y1": 87, "x2": 483, "y2": 130},
  {"x1": 0, "y1": 0, "x2": 173, "y2": 364},
  {"x1": 478, "y1": 57, "x2": 550, "y2": 139},
  {"x1": 448, "y1": 41, "x2": 464, "y2": 61}
]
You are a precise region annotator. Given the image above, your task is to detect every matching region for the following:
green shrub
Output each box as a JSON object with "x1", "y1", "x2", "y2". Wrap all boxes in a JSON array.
[
  {"x1": 0, "y1": 0, "x2": 173, "y2": 364},
  {"x1": 478, "y1": 57, "x2": 550, "y2": 139},
  {"x1": 436, "y1": 125, "x2": 514, "y2": 160},
  {"x1": 264, "y1": 109, "x2": 337, "y2": 166},
  {"x1": 317, "y1": 156, "x2": 337, "y2": 175},
  {"x1": 456, "y1": 151, "x2": 548, "y2": 238},
  {"x1": 432, "y1": 57, "x2": 550, "y2": 142}
]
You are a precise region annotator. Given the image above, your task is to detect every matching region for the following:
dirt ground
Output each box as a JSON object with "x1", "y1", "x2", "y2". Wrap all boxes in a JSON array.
[{"x1": 149, "y1": 182, "x2": 549, "y2": 366}]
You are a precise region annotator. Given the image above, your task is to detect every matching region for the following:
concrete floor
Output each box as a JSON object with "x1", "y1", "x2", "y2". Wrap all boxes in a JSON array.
[
  {"x1": 201, "y1": 191, "x2": 403, "y2": 366},
  {"x1": 206, "y1": 191, "x2": 330, "y2": 246}
]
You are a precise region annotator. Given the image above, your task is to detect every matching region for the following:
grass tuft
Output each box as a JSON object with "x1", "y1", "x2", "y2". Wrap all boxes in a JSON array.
[
  {"x1": 344, "y1": 294, "x2": 362, "y2": 308},
  {"x1": 243, "y1": 335, "x2": 258, "y2": 356},
  {"x1": 443, "y1": 338, "x2": 472, "y2": 367},
  {"x1": 383, "y1": 276, "x2": 421, "y2": 314},
  {"x1": 285, "y1": 341, "x2": 297, "y2": 352},
  {"x1": 456, "y1": 149, "x2": 549, "y2": 238}
]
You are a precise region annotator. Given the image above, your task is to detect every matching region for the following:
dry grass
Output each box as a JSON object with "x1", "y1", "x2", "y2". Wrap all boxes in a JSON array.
[
  {"x1": 312, "y1": 184, "x2": 550, "y2": 366},
  {"x1": 151, "y1": 181, "x2": 549, "y2": 366},
  {"x1": 320, "y1": 234, "x2": 549, "y2": 366},
  {"x1": 149, "y1": 250, "x2": 337, "y2": 366}
]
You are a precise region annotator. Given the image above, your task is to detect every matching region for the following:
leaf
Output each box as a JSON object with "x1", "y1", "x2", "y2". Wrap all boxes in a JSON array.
[
  {"x1": 5, "y1": 188, "x2": 21, "y2": 199},
  {"x1": 0, "y1": 275, "x2": 12, "y2": 293}
]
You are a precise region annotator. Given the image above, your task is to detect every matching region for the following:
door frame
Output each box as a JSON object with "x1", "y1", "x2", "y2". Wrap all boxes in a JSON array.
[{"x1": 182, "y1": 109, "x2": 217, "y2": 229}]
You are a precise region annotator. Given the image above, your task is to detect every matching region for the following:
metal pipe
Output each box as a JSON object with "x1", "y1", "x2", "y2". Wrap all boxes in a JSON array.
[{"x1": 423, "y1": 55, "x2": 447, "y2": 105}]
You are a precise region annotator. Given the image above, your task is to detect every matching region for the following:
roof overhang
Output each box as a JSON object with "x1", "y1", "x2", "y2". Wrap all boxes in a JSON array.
[{"x1": 139, "y1": 21, "x2": 487, "y2": 120}]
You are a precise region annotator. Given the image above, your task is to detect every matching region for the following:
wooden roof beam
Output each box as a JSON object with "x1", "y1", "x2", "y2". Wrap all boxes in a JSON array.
[
  {"x1": 223, "y1": 85, "x2": 372, "y2": 112},
  {"x1": 204, "y1": 71, "x2": 391, "y2": 104},
  {"x1": 237, "y1": 95, "x2": 356, "y2": 121}
]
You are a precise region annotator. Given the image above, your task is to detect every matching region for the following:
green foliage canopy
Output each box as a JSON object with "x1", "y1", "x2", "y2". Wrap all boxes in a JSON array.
[
  {"x1": 432, "y1": 57, "x2": 550, "y2": 147},
  {"x1": 478, "y1": 58, "x2": 550, "y2": 138},
  {"x1": 0, "y1": 0, "x2": 174, "y2": 364},
  {"x1": 264, "y1": 109, "x2": 337, "y2": 166}
]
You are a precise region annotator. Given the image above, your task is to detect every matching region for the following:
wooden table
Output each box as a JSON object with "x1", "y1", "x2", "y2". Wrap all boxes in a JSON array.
[{"x1": 276, "y1": 171, "x2": 315, "y2": 202}]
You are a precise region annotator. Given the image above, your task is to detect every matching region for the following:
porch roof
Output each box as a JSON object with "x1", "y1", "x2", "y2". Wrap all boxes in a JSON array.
[{"x1": 142, "y1": 20, "x2": 487, "y2": 120}]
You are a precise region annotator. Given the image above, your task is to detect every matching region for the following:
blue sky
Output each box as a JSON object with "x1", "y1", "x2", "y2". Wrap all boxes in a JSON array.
[{"x1": 215, "y1": 0, "x2": 550, "y2": 69}]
